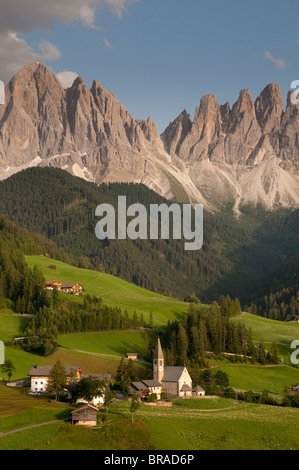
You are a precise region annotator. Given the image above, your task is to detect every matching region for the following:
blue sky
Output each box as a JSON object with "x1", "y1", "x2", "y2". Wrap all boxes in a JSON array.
[{"x1": 1, "y1": 0, "x2": 299, "y2": 132}]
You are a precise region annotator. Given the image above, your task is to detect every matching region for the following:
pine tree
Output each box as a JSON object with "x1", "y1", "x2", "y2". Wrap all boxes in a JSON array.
[
  {"x1": 177, "y1": 324, "x2": 188, "y2": 365},
  {"x1": 47, "y1": 360, "x2": 67, "y2": 401}
]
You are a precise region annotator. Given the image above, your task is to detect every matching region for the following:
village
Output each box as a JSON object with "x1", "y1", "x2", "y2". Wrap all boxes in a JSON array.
[{"x1": 22, "y1": 338, "x2": 207, "y2": 427}]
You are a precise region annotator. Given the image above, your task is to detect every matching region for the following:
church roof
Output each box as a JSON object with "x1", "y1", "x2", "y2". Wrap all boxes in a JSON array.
[
  {"x1": 180, "y1": 384, "x2": 192, "y2": 392},
  {"x1": 162, "y1": 366, "x2": 185, "y2": 382},
  {"x1": 154, "y1": 338, "x2": 164, "y2": 361},
  {"x1": 193, "y1": 385, "x2": 205, "y2": 392}
]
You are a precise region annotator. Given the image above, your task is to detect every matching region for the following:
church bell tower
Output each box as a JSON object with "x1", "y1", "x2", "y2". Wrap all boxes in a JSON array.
[{"x1": 153, "y1": 337, "x2": 164, "y2": 383}]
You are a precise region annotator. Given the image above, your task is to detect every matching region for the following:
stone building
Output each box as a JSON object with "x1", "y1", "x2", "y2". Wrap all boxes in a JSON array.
[{"x1": 153, "y1": 338, "x2": 194, "y2": 398}]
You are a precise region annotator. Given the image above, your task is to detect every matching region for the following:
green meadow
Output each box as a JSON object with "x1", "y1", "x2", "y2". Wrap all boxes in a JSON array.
[
  {"x1": 0, "y1": 314, "x2": 30, "y2": 343},
  {"x1": 142, "y1": 404, "x2": 299, "y2": 450},
  {"x1": 26, "y1": 256, "x2": 192, "y2": 325},
  {"x1": 216, "y1": 363, "x2": 299, "y2": 396},
  {"x1": 172, "y1": 398, "x2": 238, "y2": 410},
  {"x1": 1, "y1": 396, "x2": 298, "y2": 450},
  {"x1": 233, "y1": 313, "x2": 299, "y2": 362},
  {"x1": 57, "y1": 330, "x2": 151, "y2": 358}
]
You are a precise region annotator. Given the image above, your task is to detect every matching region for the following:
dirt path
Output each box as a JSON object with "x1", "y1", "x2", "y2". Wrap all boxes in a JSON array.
[
  {"x1": 0, "y1": 418, "x2": 70, "y2": 438},
  {"x1": 60, "y1": 345, "x2": 124, "y2": 359}
]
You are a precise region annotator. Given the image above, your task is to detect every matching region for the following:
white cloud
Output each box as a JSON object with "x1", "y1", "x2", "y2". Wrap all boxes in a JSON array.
[
  {"x1": 0, "y1": 33, "x2": 61, "y2": 83},
  {"x1": 104, "y1": 38, "x2": 113, "y2": 49},
  {"x1": 38, "y1": 40, "x2": 61, "y2": 61},
  {"x1": 0, "y1": 0, "x2": 139, "y2": 83},
  {"x1": 56, "y1": 71, "x2": 79, "y2": 88},
  {"x1": 264, "y1": 51, "x2": 286, "y2": 69}
]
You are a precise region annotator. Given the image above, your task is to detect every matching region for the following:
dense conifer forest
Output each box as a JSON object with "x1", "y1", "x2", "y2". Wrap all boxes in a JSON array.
[
  {"x1": 0, "y1": 168, "x2": 299, "y2": 308},
  {"x1": 246, "y1": 257, "x2": 299, "y2": 321}
]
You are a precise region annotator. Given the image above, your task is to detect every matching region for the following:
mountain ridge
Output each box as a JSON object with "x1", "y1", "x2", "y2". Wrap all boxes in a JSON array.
[{"x1": 1, "y1": 63, "x2": 299, "y2": 213}]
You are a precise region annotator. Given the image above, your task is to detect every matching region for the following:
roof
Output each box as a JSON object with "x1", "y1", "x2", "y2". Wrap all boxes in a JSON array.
[
  {"x1": 130, "y1": 382, "x2": 148, "y2": 392},
  {"x1": 28, "y1": 365, "x2": 81, "y2": 377},
  {"x1": 193, "y1": 385, "x2": 205, "y2": 392},
  {"x1": 162, "y1": 366, "x2": 185, "y2": 382},
  {"x1": 154, "y1": 338, "x2": 164, "y2": 361},
  {"x1": 142, "y1": 380, "x2": 162, "y2": 388},
  {"x1": 60, "y1": 283, "x2": 81, "y2": 289},
  {"x1": 180, "y1": 384, "x2": 192, "y2": 392},
  {"x1": 81, "y1": 374, "x2": 111, "y2": 381},
  {"x1": 127, "y1": 353, "x2": 138, "y2": 357},
  {"x1": 71, "y1": 404, "x2": 98, "y2": 414}
]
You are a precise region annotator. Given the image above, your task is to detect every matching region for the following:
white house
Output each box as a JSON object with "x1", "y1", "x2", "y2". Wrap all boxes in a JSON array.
[{"x1": 27, "y1": 365, "x2": 82, "y2": 393}]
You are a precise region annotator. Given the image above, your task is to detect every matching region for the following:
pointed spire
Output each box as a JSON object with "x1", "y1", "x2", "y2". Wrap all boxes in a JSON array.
[{"x1": 154, "y1": 337, "x2": 164, "y2": 360}]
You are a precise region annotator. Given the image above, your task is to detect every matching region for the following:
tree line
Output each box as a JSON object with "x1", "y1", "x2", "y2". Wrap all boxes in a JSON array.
[{"x1": 148, "y1": 297, "x2": 279, "y2": 368}]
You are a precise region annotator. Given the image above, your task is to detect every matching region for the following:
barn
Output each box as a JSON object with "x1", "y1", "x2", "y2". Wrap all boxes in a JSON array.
[{"x1": 71, "y1": 404, "x2": 98, "y2": 426}]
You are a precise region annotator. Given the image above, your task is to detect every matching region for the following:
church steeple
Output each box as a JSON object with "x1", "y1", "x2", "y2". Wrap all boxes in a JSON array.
[{"x1": 153, "y1": 337, "x2": 164, "y2": 383}]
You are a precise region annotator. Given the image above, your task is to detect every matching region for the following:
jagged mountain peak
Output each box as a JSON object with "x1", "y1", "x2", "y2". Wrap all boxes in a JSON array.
[{"x1": 1, "y1": 63, "x2": 299, "y2": 214}]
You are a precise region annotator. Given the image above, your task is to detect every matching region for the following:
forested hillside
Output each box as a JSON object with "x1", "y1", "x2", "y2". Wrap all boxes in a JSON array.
[
  {"x1": 0, "y1": 167, "x2": 299, "y2": 303},
  {"x1": 246, "y1": 257, "x2": 299, "y2": 321},
  {"x1": 0, "y1": 214, "x2": 73, "y2": 313}
]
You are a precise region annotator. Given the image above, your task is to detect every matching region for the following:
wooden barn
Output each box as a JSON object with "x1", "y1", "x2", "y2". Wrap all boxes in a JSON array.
[{"x1": 71, "y1": 405, "x2": 98, "y2": 427}]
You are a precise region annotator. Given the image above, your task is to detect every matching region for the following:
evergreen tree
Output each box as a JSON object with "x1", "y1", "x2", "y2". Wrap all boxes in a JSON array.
[{"x1": 47, "y1": 360, "x2": 67, "y2": 401}]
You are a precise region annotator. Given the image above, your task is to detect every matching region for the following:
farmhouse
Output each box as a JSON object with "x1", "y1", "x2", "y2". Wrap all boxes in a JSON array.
[
  {"x1": 60, "y1": 283, "x2": 83, "y2": 295},
  {"x1": 28, "y1": 365, "x2": 83, "y2": 393},
  {"x1": 45, "y1": 281, "x2": 62, "y2": 290},
  {"x1": 44, "y1": 281, "x2": 83, "y2": 295},
  {"x1": 71, "y1": 404, "x2": 98, "y2": 427}
]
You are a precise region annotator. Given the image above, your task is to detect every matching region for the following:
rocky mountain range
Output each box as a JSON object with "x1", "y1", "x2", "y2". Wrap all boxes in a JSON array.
[{"x1": 1, "y1": 62, "x2": 299, "y2": 214}]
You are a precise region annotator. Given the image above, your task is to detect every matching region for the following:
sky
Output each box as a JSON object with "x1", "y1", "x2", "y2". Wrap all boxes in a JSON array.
[{"x1": 0, "y1": 0, "x2": 299, "y2": 132}]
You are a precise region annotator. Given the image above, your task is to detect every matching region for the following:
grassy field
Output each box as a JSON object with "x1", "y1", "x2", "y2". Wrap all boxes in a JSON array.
[
  {"x1": 26, "y1": 256, "x2": 193, "y2": 325},
  {"x1": 1, "y1": 394, "x2": 298, "y2": 450},
  {"x1": 0, "y1": 384, "x2": 72, "y2": 432},
  {"x1": 0, "y1": 314, "x2": 31, "y2": 343},
  {"x1": 233, "y1": 313, "x2": 299, "y2": 362},
  {"x1": 172, "y1": 398, "x2": 239, "y2": 410},
  {"x1": 215, "y1": 363, "x2": 299, "y2": 396},
  {"x1": 0, "y1": 417, "x2": 154, "y2": 451},
  {"x1": 1, "y1": 346, "x2": 151, "y2": 382},
  {"x1": 57, "y1": 330, "x2": 152, "y2": 358},
  {"x1": 0, "y1": 347, "x2": 47, "y2": 381},
  {"x1": 109, "y1": 401, "x2": 299, "y2": 450}
]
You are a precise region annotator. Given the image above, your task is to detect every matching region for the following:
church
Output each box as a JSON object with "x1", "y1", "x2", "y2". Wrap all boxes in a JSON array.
[
  {"x1": 153, "y1": 337, "x2": 193, "y2": 398},
  {"x1": 130, "y1": 338, "x2": 197, "y2": 399}
]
